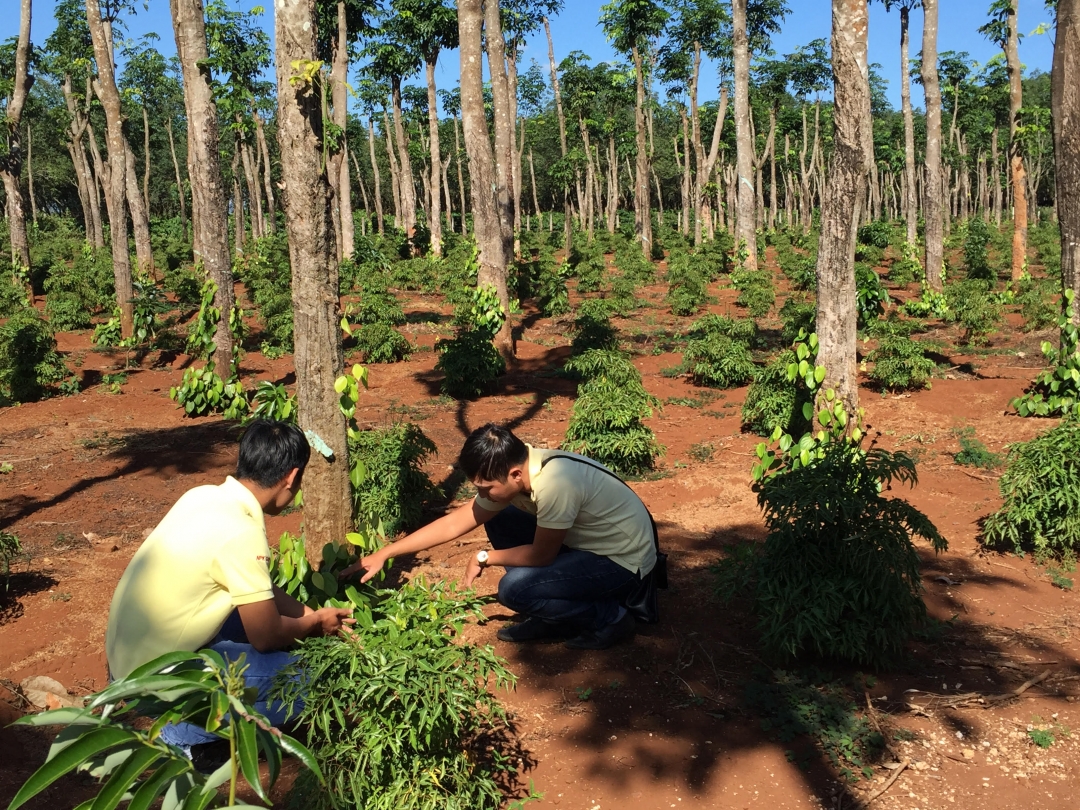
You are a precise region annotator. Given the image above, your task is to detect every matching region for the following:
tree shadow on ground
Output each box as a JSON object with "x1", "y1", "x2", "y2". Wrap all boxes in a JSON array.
[
  {"x1": 0, "y1": 571, "x2": 59, "y2": 626},
  {"x1": 493, "y1": 523, "x2": 1080, "y2": 808},
  {"x1": 0, "y1": 421, "x2": 242, "y2": 528}
]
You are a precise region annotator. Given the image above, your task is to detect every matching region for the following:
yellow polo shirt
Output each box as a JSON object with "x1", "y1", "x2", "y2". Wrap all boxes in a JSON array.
[
  {"x1": 475, "y1": 445, "x2": 657, "y2": 576},
  {"x1": 105, "y1": 477, "x2": 275, "y2": 679}
]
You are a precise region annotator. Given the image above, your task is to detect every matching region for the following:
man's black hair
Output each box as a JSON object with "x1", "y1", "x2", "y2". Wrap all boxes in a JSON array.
[
  {"x1": 236, "y1": 420, "x2": 311, "y2": 488},
  {"x1": 459, "y1": 423, "x2": 528, "y2": 482}
]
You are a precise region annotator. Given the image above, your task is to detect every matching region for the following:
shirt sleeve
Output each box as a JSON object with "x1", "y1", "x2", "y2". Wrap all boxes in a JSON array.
[
  {"x1": 474, "y1": 495, "x2": 508, "y2": 513},
  {"x1": 212, "y1": 530, "x2": 274, "y2": 607},
  {"x1": 535, "y1": 462, "x2": 584, "y2": 529}
]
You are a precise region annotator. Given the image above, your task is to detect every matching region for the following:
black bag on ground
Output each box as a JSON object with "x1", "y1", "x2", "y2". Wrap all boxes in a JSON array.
[{"x1": 540, "y1": 455, "x2": 668, "y2": 624}]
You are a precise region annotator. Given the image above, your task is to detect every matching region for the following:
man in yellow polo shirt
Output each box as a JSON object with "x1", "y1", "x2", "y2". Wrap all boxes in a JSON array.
[
  {"x1": 343, "y1": 423, "x2": 657, "y2": 649},
  {"x1": 106, "y1": 420, "x2": 351, "y2": 755}
]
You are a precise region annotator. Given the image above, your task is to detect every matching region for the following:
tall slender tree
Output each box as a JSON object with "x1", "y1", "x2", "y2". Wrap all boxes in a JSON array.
[
  {"x1": 879, "y1": 0, "x2": 920, "y2": 248},
  {"x1": 922, "y1": 0, "x2": 945, "y2": 291},
  {"x1": 276, "y1": 0, "x2": 351, "y2": 561},
  {"x1": 732, "y1": 0, "x2": 757, "y2": 269},
  {"x1": 1, "y1": 0, "x2": 33, "y2": 275},
  {"x1": 1053, "y1": 0, "x2": 1079, "y2": 323},
  {"x1": 816, "y1": 0, "x2": 873, "y2": 416}
]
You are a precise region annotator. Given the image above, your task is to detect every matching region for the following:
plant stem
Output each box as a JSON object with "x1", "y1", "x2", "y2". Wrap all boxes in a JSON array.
[{"x1": 229, "y1": 729, "x2": 238, "y2": 805}]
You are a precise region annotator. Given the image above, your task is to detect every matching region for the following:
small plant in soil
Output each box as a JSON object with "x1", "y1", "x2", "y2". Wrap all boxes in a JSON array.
[
  {"x1": 866, "y1": 335, "x2": 936, "y2": 391},
  {"x1": 780, "y1": 297, "x2": 816, "y2": 344},
  {"x1": 982, "y1": 418, "x2": 1080, "y2": 559},
  {"x1": 855, "y1": 263, "x2": 889, "y2": 328},
  {"x1": 902, "y1": 284, "x2": 950, "y2": 319},
  {"x1": 248, "y1": 380, "x2": 298, "y2": 423},
  {"x1": 887, "y1": 242, "x2": 922, "y2": 286},
  {"x1": 570, "y1": 299, "x2": 619, "y2": 355},
  {"x1": 436, "y1": 282, "x2": 506, "y2": 399},
  {"x1": 570, "y1": 238, "x2": 606, "y2": 292},
  {"x1": 349, "y1": 421, "x2": 440, "y2": 537},
  {"x1": 945, "y1": 278, "x2": 1003, "y2": 346},
  {"x1": 962, "y1": 217, "x2": 995, "y2": 280},
  {"x1": 0, "y1": 308, "x2": 68, "y2": 404},
  {"x1": 951, "y1": 426, "x2": 1001, "y2": 469},
  {"x1": 689, "y1": 442, "x2": 716, "y2": 462},
  {"x1": 681, "y1": 330, "x2": 756, "y2": 389},
  {"x1": 1012, "y1": 290, "x2": 1080, "y2": 417},
  {"x1": 1, "y1": 531, "x2": 22, "y2": 592}
]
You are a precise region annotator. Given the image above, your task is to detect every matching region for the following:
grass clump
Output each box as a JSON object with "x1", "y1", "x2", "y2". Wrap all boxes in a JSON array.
[
  {"x1": 951, "y1": 427, "x2": 1001, "y2": 469},
  {"x1": 982, "y1": 419, "x2": 1080, "y2": 558}
]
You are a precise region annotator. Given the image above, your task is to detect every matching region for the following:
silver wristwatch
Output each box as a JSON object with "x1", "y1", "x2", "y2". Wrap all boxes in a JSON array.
[{"x1": 476, "y1": 550, "x2": 490, "y2": 567}]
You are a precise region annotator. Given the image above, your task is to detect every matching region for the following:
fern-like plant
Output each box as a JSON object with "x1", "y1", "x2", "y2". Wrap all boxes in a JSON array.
[
  {"x1": 349, "y1": 421, "x2": 440, "y2": 536},
  {"x1": 867, "y1": 335, "x2": 936, "y2": 391}
]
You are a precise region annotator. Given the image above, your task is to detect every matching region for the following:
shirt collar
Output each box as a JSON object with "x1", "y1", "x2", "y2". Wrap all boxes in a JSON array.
[{"x1": 222, "y1": 476, "x2": 267, "y2": 530}]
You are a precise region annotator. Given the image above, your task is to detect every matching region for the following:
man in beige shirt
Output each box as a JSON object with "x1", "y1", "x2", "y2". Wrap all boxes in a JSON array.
[{"x1": 344, "y1": 423, "x2": 656, "y2": 649}]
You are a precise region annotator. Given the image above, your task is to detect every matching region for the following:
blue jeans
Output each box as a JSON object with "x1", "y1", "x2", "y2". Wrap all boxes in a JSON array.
[
  {"x1": 158, "y1": 611, "x2": 299, "y2": 751},
  {"x1": 486, "y1": 506, "x2": 638, "y2": 630}
]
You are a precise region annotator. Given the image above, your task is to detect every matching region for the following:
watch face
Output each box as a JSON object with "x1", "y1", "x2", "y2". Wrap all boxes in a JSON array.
[{"x1": 477, "y1": 550, "x2": 489, "y2": 564}]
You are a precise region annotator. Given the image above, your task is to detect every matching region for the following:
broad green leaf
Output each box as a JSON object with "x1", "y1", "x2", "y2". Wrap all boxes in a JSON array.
[
  {"x1": 8, "y1": 727, "x2": 135, "y2": 810},
  {"x1": 90, "y1": 746, "x2": 163, "y2": 810},
  {"x1": 277, "y1": 734, "x2": 325, "y2": 785},
  {"x1": 235, "y1": 717, "x2": 268, "y2": 802}
]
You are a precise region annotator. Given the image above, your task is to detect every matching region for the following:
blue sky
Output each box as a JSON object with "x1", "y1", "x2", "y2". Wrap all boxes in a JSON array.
[{"x1": 3, "y1": 0, "x2": 1057, "y2": 113}]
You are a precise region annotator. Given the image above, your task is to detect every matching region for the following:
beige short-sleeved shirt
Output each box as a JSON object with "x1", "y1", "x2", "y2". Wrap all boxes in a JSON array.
[
  {"x1": 475, "y1": 446, "x2": 656, "y2": 575},
  {"x1": 105, "y1": 476, "x2": 274, "y2": 679}
]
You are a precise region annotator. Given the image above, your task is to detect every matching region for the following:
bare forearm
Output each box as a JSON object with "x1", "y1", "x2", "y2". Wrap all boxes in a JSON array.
[
  {"x1": 488, "y1": 544, "x2": 557, "y2": 568},
  {"x1": 377, "y1": 501, "x2": 483, "y2": 559},
  {"x1": 273, "y1": 585, "x2": 310, "y2": 619}
]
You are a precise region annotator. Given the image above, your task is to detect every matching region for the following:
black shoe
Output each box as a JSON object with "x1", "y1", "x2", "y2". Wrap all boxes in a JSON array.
[
  {"x1": 496, "y1": 616, "x2": 577, "y2": 643},
  {"x1": 190, "y1": 740, "x2": 231, "y2": 775},
  {"x1": 564, "y1": 611, "x2": 637, "y2": 650}
]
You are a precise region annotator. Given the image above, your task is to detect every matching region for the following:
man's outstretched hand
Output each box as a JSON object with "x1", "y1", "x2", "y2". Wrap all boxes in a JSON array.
[
  {"x1": 462, "y1": 555, "x2": 484, "y2": 588},
  {"x1": 338, "y1": 552, "x2": 387, "y2": 584},
  {"x1": 313, "y1": 606, "x2": 355, "y2": 637}
]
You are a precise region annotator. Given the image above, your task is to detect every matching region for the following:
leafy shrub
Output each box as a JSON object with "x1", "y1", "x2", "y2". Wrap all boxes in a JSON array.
[
  {"x1": 353, "y1": 280, "x2": 405, "y2": 326},
  {"x1": 952, "y1": 426, "x2": 1001, "y2": 469},
  {"x1": 695, "y1": 233, "x2": 734, "y2": 276},
  {"x1": 570, "y1": 239, "x2": 606, "y2": 292},
  {"x1": 0, "y1": 272, "x2": 29, "y2": 317},
  {"x1": 169, "y1": 365, "x2": 249, "y2": 419},
  {"x1": 855, "y1": 264, "x2": 889, "y2": 327},
  {"x1": 571, "y1": 299, "x2": 618, "y2": 355},
  {"x1": 239, "y1": 233, "x2": 294, "y2": 352},
  {"x1": 682, "y1": 332, "x2": 756, "y2": 389},
  {"x1": 856, "y1": 220, "x2": 894, "y2": 250},
  {"x1": 742, "y1": 350, "x2": 805, "y2": 437},
  {"x1": 563, "y1": 349, "x2": 663, "y2": 475},
  {"x1": 43, "y1": 261, "x2": 96, "y2": 331},
  {"x1": 0, "y1": 531, "x2": 21, "y2": 592},
  {"x1": 349, "y1": 421, "x2": 439, "y2": 536},
  {"x1": 149, "y1": 215, "x2": 193, "y2": 272},
  {"x1": 536, "y1": 256, "x2": 572, "y2": 316},
  {"x1": 614, "y1": 241, "x2": 655, "y2": 285},
  {"x1": 745, "y1": 336, "x2": 947, "y2": 666},
  {"x1": 688, "y1": 313, "x2": 758, "y2": 344},
  {"x1": 164, "y1": 265, "x2": 203, "y2": 309},
  {"x1": 276, "y1": 577, "x2": 517, "y2": 810},
  {"x1": 0, "y1": 309, "x2": 67, "y2": 403},
  {"x1": 854, "y1": 243, "x2": 884, "y2": 266},
  {"x1": 1016, "y1": 275, "x2": 1057, "y2": 332},
  {"x1": 1012, "y1": 290, "x2": 1080, "y2": 417},
  {"x1": 249, "y1": 380, "x2": 297, "y2": 423},
  {"x1": 1029, "y1": 221, "x2": 1061, "y2": 277},
  {"x1": 888, "y1": 242, "x2": 922, "y2": 286},
  {"x1": 867, "y1": 335, "x2": 936, "y2": 391},
  {"x1": 738, "y1": 285, "x2": 776, "y2": 317},
  {"x1": 780, "y1": 297, "x2": 816, "y2": 344},
  {"x1": 665, "y1": 251, "x2": 709, "y2": 316},
  {"x1": 901, "y1": 284, "x2": 950, "y2": 319},
  {"x1": 437, "y1": 284, "x2": 506, "y2": 398},
  {"x1": 353, "y1": 322, "x2": 412, "y2": 364},
  {"x1": 777, "y1": 248, "x2": 816, "y2": 291},
  {"x1": 983, "y1": 419, "x2": 1080, "y2": 558},
  {"x1": 946, "y1": 279, "x2": 1002, "y2": 346},
  {"x1": 963, "y1": 217, "x2": 994, "y2": 280}
]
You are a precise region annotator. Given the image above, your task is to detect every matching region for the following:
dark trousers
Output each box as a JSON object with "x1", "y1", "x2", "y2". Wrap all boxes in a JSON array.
[{"x1": 485, "y1": 506, "x2": 638, "y2": 630}]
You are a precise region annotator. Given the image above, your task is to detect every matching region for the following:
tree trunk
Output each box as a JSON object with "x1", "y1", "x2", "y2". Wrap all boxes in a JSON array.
[
  {"x1": 383, "y1": 108, "x2": 402, "y2": 227},
  {"x1": 698, "y1": 87, "x2": 728, "y2": 245},
  {"x1": 485, "y1": 0, "x2": 515, "y2": 262},
  {"x1": 425, "y1": 59, "x2": 443, "y2": 257},
  {"x1": 141, "y1": 105, "x2": 151, "y2": 215},
  {"x1": 453, "y1": 113, "x2": 468, "y2": 234},
  {"x1": 1053, "y1": 0, "x2": 1080, "y2": 325},
  {"x1": 529, "y1": 147, "x2": 542, "y2": 220},
  {"x1": 240, "y1": 136, "x2": 263, "y2": 239},
  {"x1": 86, "y1": 0, "x2": 134, "y2": 337},
  {"x1": 125, "y1": 142, "x2": 155, "y2": 275},
  {"x1": 631, "y1": 44, "x2": 652, "y2": 258},
  {"x1": 733, "y1": 0, "x2": 759, "y2": 270},
  {"x1": 171, "y1": 0, "x2": 235, "y2": 370},
  {"x1": 1005, "y1": 0, "x2": 1027, "y2": 281},
  {"x1": 921, "y1": 0, "x2": 944, "y2": 291},
  {"x1": 390, "y1": 80, "x2": 417, "y2": 241},
  {"x1": 330, "y1": 0, "x2": 354, "y2": 260},
  {"x1": 254, "y1": 112, "x2": 277, "y2": 234},
  {"x1": 816, "y1": 0, "x2": 872, "y2": 418},
  {"x1": 1, "y1": 0, "x2": 33, "y2": 273},
  {"x1": 461, "y1": 0, "x2": 513, "y2": 359},
  {"x1": 165, "y1": 117, "x2": 189, "y2": 242},
  {"x1": 507, "y1": 53, "x2": 523, "y2": 256},
  {"x1": 366, "y1": 116, "x2": 385, "y2": 235},
  {"x1": 26, "y1": 124, "x2": 38, "y2": 226},
  {"x1": 276, "y1": 0, "x2": 351, "y2": 561},
  {"x1": 544, "y1": 16, "x2": 572, "y2": 255},
  {"x1": 899, "y1": 5, "x2": 918, "y2": 247},
  {"x1": 232, "y1": 141, "x2": 244, "y2": 253}
]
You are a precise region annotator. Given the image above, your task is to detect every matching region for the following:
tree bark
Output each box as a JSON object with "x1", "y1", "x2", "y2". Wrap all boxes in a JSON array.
[
  {"x1": 366, "y1": 116, "x2": 385, "y2": 234},
  {"x1": 921, "y1": 0, "x2": 945, "y2": 291},
  {"x1": 485, "y1": 0, "x2": 515, "y2": 263},
  {"x1": 1, "y1": 0, "x2": 33, "y2": 273},
  {"x1": 165, "y1": 117, "x2": 189, "y2": 242},
  {"x1": 543, "y1": 16, "x2": 572, "y2": 255},
  {"x1": 632, "y1": 44, "x2": 652, "y2": 257},
  {"x1": 425, "y1": 59, "x2": 443, "y2": 257},
  {"x1": 125, "y1": 142, "x2": 155, "y2": 275},
  {"x1": 86, "y1": 0, "x2": 134, "y2": 337},
  {"x1": 899, "y1": 4, "x2": 918, "y2": 247},
  {"x1": 26, "y1": 124, "x2": 37, "y2": 226},
  {"x1": 254, "y1": 112, "x2": 277, "y2": 234},
  {"x1": 240, "y1": 136, "x2": 263, "y2": 239},
  {"x1": 1053, "y1": 0, "x2": 1080, "y2": 325},
  {"x1": 732, "y1": 0, "x2": 758, "y2": 270},
  {"x1": 383, "y1": 108, "x2": 402, "y2": 227},
  {"x1": 390, "y1": 79, "x2": 417, "y2": 241},
  {"x1": 816, "y1": 0, "x2": 872, "y2": 417},
  {"x1": 507, "y1": 55, "x2": 523, "y2": 256},
  {"x1": 276, "y1": 0, "x2": 351, "y2": 561},
  {"x1": 460, "y1": 0, "x2": 513, "y2": 359},
  {"x1": 1005, "y1": 0, "x2": 1028, "y2": 281},
  {"x1": 142, "y1": 105, "x2": 151, "y2": 214},
  {"x1": 453, "y1": 113, "x2": 467, "y2": 234},
  {"x1": 330, "y1": 0, "x2": 354, "y2": 260},
  {"x1": 232, "y1": 144, "x2": 244, "y2": 253},
  {"x1": 171, "y1": 0, "x2": 235, "y2": 370}
]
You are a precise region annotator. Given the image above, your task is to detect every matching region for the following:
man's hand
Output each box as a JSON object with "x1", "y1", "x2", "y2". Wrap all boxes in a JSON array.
[
  {"x1": 312, "y1": 607, "x2": 355, "y2": 636},
  {"x1": 462, "y1": 555, "x2": 484, "y2": 588},
  {"x1": 339, "y1": 551, "x2": 387, "y2": 584}
]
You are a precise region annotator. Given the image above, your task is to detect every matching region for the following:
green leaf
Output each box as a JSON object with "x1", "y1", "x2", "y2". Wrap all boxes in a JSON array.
[
  {"x1": 277, "y1": 734, "x2": 324, "y2": 785},
  {"x1": 235, "y1": 717, "x2": 268, "y2": 802},
  {"x1": 89, "y1": 746, "x2": 163, "y2": 810},
  {"x1": 8, "y1": 727, "x2": 135, "y2": 810}
]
